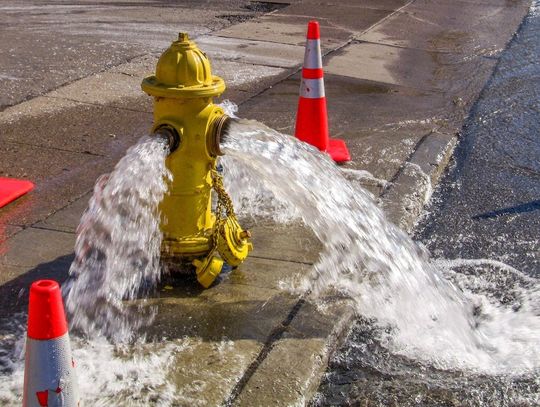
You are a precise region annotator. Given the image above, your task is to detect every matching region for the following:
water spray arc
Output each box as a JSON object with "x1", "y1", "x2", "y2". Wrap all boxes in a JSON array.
[{"x1": 142, "y1": 33, "x2": 252, "y2": 287}]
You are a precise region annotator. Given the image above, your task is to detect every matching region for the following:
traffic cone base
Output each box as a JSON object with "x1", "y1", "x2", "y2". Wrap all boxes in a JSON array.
[{"x1": 328, "y1": 138, "x2": 351, "y2": 163}]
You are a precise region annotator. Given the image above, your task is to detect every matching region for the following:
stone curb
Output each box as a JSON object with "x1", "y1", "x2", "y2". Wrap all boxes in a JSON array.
[{"x1": 381, "y1": 132, "x2": 459, "y2": 233}]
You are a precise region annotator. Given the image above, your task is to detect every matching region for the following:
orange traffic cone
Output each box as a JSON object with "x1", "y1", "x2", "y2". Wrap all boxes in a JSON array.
[
  {"x1": 23, "y1": 280, "x2": 79, "y2": 407},
  {"x1": 294, "y1": 20, "x2": 350, "y2": 163}
]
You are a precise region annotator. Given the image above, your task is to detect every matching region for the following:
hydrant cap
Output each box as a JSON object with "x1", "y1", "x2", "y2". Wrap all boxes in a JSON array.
[{"x1": 141, "y1": 33, "x2": 226, "y2": 98}]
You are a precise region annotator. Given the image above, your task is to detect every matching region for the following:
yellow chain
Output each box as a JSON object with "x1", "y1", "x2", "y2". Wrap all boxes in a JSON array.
[{"x1": 209, "y1": 168, "x2": 237, "y2": 256}]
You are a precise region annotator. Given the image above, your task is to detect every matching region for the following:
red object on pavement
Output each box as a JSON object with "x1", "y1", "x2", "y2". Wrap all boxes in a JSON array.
[
  {"x1": 27, "y1": 280, "x2": 68, "y2": 340},
  {"x1": 294, "y1": 21, "x2": 350, "y2": 163},
  {"x1": 0, "y1": 177, "x2": 34, "y2": 208}
]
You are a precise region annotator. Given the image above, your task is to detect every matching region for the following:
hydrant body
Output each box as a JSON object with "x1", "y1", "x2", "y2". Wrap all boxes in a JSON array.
[
  {"x1": 141, "y1": 33, "x2": 252, "y2": 287},
  {"x1": 153, "y1": 98, "x2": 223, "y2": 258}
]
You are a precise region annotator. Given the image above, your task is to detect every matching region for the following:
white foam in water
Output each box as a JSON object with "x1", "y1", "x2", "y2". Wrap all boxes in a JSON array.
[
  {"x1": 0, "y1": 317, "x2": 184, "y2": 406},
  {"x1": 72, "y1": 338, "x2": 180, "y2": 406},
  {"x1": 436, "y1": 258, "x2": 540, "y2": 371},
  {"x1": 64, "y1": 136, "x2": 171, "y2": 342},
  {"x1": 531, "y1": 0, "x2": 540, "y2": 16},
  {"x1": 340, "y1": 168, "x2": 389, "y2": 189},
  {"x1": 221, "y1": 117, "x2": 540, "y2": 374}
]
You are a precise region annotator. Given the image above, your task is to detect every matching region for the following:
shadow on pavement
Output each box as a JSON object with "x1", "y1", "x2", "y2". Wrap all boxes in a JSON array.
[{"x1": 472, "y1": 199, "x2": 540, "y2": 219}]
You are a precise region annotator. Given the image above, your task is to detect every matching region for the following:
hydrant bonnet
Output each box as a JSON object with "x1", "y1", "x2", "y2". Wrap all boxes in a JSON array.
[{"x1": 141, "y1": 32, "x2": 226, "y2": 99}]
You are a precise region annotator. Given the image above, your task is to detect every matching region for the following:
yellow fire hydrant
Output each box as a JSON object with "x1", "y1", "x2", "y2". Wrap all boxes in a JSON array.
[{"x1": 141, "y1": 33, "x2": 252, "y2": 288}]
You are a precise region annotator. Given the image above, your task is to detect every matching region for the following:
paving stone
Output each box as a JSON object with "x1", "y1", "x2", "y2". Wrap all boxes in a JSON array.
[
  {"x1": 281, "y1": 2, "x2": 395, "y2": 34},
  {"x1": 0, "y1": 225, "x2": 22, "y2": 243},
  {"x1": 248, "y1": 223, "x2": 321, "y2": 265},
  {"x1": 215, "y1": 14, "x2": 351, "y2": 51},
  {"x1": 302, "y1": 0, "x2": 408, "y2": 11},
  {"x1": 196, "y1": 35, "x2": 305, "y2": 68},
  {"x1": 0, "y1": 153, "x2": 116, "y2": 229},
  {"x1": 0, "y1": 98, "x2": 153, "y2": 156},
  {"x1": 326, "y1": 42, "x2": 441, "y2": 91},
  {"x1": 234, "y1": 297, "x2": 356, "y2": 407},
  {"x1": 0, "y1": 96, "x2": 80, "y2": 124},
  {"x1": 0, "y1": 141, "x2": 97, "y2": 185},
  {"x1": 170, "y1": 338, "x2": 261, "y2": 406},
  {"x1": 236, "y1": 337, "x2": 327, "y2": 406},
  {"x1": 227, "y1": 256, "x2": 311, "y2": 291},
  {"x1": 151, "y1": 284, "x2": 295, "y2": 339},
  {"x1": 326, "y1": 40, "x2": 498, "y2": 98},
  {"x1": 359, "y1": 0, "x2": 530, "y2": 55},
  {"x1": 47, "y1": 72, "x2": 151, "y2": 112},
  {"x1": 0, "y1": 226, "x2": 74, "y2": 270},
  {"x1": 35, "y1": 192, "x2": 92, "y2": 233}
]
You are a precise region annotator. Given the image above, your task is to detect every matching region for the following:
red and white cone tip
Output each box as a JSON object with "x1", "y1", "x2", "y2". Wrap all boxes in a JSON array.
[
  {"x1": 23, "y1": 280, "x2": 79, "y2": 407},
  {"x1": 307, "y1": 20, "x2": 320, "y2": 39},
  {"x1": 294, "y1": 20, "x2": 351, "y2": 163},
  {"x1": 27, "y1": 280, "x2": 68, "y2": 340}
]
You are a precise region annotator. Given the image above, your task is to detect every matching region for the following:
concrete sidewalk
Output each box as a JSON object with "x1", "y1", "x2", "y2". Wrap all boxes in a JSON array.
[{"x1": 0, "y1": 0, "x2": 531, "y2": 405}]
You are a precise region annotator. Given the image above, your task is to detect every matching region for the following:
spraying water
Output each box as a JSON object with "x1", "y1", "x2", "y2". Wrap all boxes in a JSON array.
[
  {"x1": 64, "y1": 136, "x2": 172, "y2": 342},
  {"x1": 222, "y1": 118, "x2": 540, "y2": 374}
]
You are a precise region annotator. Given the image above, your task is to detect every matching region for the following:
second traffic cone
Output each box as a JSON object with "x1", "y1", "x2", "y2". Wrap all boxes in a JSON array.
[
  {"x1": 23, "y1": 280, "x2": 79, "y2": 407},
  {"x1": 0, "y1": 177, "x2": 34, "y2": 209},
  {"x1": 295, "y1": 20, "x2": 350, "y2": 163}
]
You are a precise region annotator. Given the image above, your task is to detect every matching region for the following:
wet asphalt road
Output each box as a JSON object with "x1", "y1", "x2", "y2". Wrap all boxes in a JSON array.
[{"x1": 415, "y1": 4, "x2": 540, "y2": 277}]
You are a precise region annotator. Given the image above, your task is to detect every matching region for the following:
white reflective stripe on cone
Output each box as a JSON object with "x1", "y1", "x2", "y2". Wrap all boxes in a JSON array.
[
  {"x1": 300, "y1": 78, "x2": 325, "y2": 99},
  {"x1": 303, "y1": 39, "x2": 322, "y2": 69},
  {"x1": 23, "y1": 333, "x2": 79, "y2": 407}
]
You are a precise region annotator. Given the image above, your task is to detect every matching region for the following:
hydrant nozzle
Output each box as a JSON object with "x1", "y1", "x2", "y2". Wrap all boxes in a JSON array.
[{"x1": 142, "y1": 33, "x2": 252, "y2": 288}]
